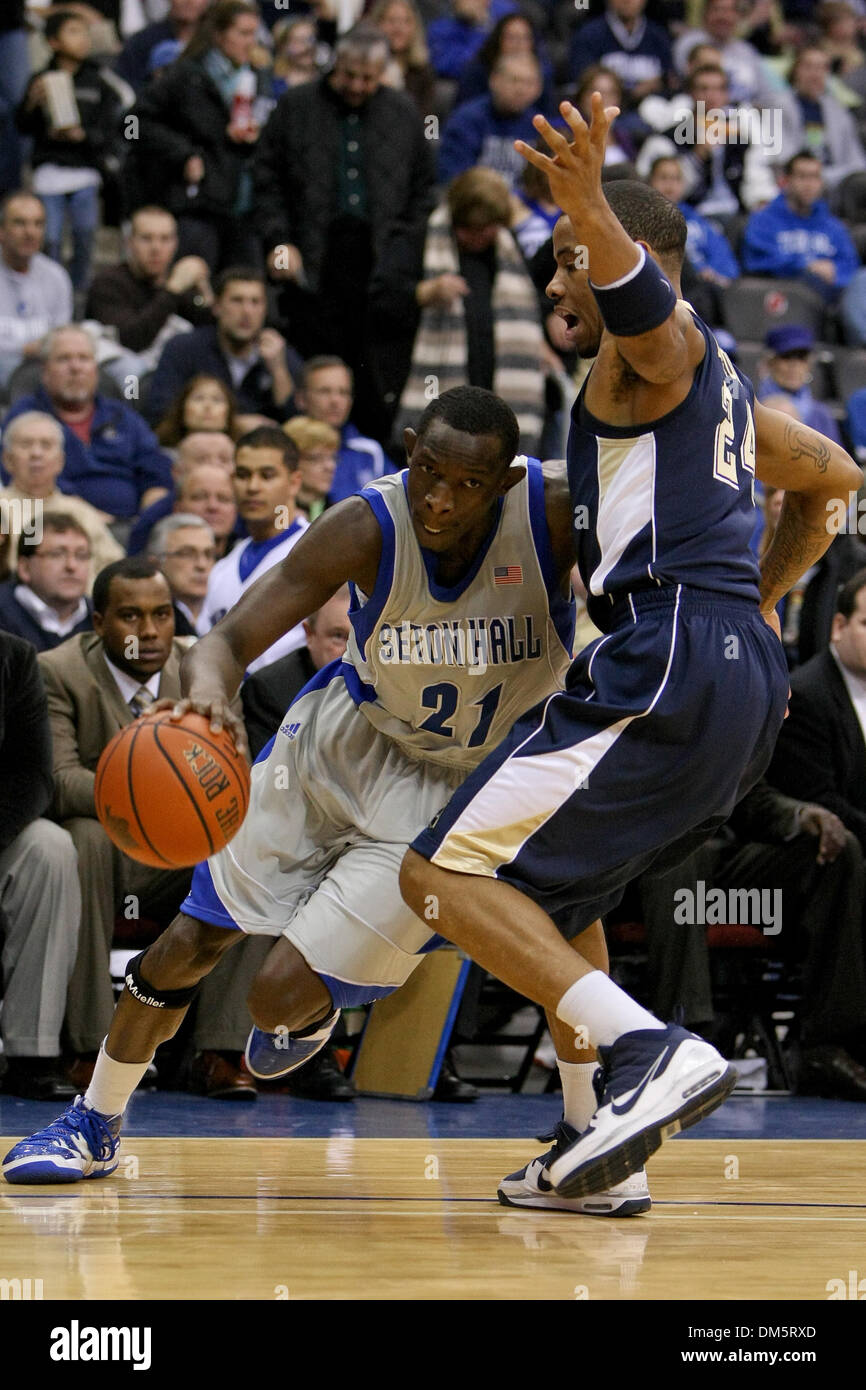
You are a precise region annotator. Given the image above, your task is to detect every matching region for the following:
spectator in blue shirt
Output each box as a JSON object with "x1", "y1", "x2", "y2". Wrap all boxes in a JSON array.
[
  {"x1": 427, "y1": 0, "x2": 518, "y2": 81},
  {"x1": 439, "y1": 54, "x2": 546, "y2": 189},
  {"x1": 649, "y1": 154, "x2": 740, "y2": 282},
  {"x1": 1, "y1": 327, "x2": 172, "y2": 520},
  {"x1": 741, "y1": 151, "x2": 866, "y2": 343},
  {"x1": 570, "y1": 0, "x2": 674, "y2": 103}
]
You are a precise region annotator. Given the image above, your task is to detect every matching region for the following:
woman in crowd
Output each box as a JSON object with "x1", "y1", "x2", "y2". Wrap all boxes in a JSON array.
[
  {"x1": 271, "y1": 15, "x2": 329, "y2": 95},
  {"x1": 368, "y1": 0, "x2": 434, "y2": 116},
  {"x1": 133, "y1": 0, "x2": 268, "y2": 271},
  {"x1": 282, "y1": 416, "x2": 339, "y2": 522},
  {"x1": 155, "y1": 374, "x2": 239, "y2": 447}
]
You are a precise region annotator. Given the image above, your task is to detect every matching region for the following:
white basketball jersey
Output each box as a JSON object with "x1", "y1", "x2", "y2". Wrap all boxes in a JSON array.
[{"x1": 343, "y1": 460, "x2": 574, "y2": 770}]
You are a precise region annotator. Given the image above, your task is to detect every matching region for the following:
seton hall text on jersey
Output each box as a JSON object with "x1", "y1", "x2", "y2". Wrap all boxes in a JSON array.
[{"x1": 377, "y1": 615, "x2": 543, "y2": 668}]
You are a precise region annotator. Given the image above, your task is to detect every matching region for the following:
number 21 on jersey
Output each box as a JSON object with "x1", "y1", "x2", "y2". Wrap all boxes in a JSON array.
[{"x1": 713, "y1": 345, "x2": 756, "y2": 490}]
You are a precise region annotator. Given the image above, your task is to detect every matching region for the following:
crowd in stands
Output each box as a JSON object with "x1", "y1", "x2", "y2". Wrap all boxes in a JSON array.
[{"x1": 6, "y1": 0, "x2": 866, "y2": 1105}]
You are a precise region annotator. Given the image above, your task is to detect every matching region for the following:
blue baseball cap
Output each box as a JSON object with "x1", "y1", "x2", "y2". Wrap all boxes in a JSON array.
[{"x1": 765, "y1": 325, "x2": 814, "y2": 355}]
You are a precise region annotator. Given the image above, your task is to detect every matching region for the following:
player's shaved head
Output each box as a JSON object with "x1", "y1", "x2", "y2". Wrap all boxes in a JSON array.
[
  {"x1": 603, "y1": 180, "x2": 687, "y2": 270},
  {"x1": 415, "y1": 386, "x2": 519, "y2": 468}
]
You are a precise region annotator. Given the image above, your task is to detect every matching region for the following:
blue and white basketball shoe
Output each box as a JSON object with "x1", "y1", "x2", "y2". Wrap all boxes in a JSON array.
[
  {"x1": 245, "y1": 1007, "x2": 341, "y2": 1080},
  {"x1": 498, "y1": 1121, "x2": 651, "y2": 1215},
  {"x1": 548, "y1": 1024, "x2": 737, "y2": 1198},
  {"x1": 2, "y1": 1097, "x2": 121, "y2": 1184}
]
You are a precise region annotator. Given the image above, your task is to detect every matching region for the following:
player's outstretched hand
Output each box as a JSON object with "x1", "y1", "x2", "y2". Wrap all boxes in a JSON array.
[
  {"x1": 153, "y1": 696, "x2": 250, "y2": 761},
  {"x1": 514, "y1": 93, "x2": 620, "y2": 222}
]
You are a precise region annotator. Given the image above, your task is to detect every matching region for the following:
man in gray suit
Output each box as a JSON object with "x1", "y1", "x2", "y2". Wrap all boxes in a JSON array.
[
  {"x1": 38, "y1": 557, "x2": 265, "y2": 1097},
  {"x1": 0, "y1": 632, "x2": 79, "y2": 1101}
]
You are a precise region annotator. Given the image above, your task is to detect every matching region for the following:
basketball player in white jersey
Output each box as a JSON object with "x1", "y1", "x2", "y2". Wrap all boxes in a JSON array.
[{"x1": 4, "y1": 386, "x2": 648, "y2": 1213}]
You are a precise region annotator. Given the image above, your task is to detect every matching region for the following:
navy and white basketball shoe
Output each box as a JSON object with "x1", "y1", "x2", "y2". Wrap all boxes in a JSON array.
[
  {"x1": 498, "y1": 1121, "x2": 651, "y2": 1215},
  {"x1": 548, "y1": 1024, "x2": 737, "y2": 1198},
  {"x1": 245, "y1": 1007, "x2": 341, "y2": 1080},
  {"x1": 2, "y1": 1098, "x2": 121, "y2": 1184}
]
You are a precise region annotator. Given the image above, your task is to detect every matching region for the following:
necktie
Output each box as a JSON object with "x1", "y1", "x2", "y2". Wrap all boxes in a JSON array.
[{"x1": 129, "y1": 686, "x2": 155, "y2": 718}]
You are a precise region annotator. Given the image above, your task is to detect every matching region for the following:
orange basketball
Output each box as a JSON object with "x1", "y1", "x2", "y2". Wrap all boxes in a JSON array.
[{"x1": 95, "y1": 711, "x2": 250, "y2": 869}]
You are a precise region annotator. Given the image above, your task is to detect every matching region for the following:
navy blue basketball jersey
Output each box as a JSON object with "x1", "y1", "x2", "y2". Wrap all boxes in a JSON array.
[{"x1": 569, "y1": 308, "x2": 761, "y2": 631}]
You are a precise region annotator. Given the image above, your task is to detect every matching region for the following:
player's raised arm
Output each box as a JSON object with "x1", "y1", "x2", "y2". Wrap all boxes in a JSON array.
[
  {"x1": 516, "y1": 96, "x2": 702, "y2": 386},
  {"x1": 176, "y1": 497, "x2": 382, "y2": 743},
  {"x1": 754, "y1": 399, "x2": 863, "y2": 614}
]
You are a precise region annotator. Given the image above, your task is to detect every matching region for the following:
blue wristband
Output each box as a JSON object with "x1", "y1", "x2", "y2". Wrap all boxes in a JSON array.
[{"x1": 590, "y1": 246, "x2": 678, "y2": 337}]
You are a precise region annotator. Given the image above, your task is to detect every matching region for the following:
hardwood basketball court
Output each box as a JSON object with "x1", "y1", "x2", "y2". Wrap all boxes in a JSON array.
[{"x1": 2, "y1": 1134, "x2": 864, "y2": 1301}]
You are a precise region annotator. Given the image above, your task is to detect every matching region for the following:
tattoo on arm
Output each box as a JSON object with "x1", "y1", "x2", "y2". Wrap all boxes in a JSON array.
[
  {"x1": 783, "y1": 419, "x2": 830, "y2": 474},
  {"x1": 759, "y1": 493, "x2": 831, "y2": 609}
]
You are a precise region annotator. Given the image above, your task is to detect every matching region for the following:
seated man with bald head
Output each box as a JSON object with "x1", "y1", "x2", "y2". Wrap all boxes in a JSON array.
[
  {"x1": 0, "y1": 411, "x2": 123, "y2": 584},
  {"x1": 1, "y1": 327, "x2": 173, "y2": 520},
  {"x1": 127, "y1": 435, "x2": 238, "y2": 558}
]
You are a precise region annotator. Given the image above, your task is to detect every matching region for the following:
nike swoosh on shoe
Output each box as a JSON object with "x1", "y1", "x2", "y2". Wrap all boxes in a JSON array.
[{"x1": 610, "y1": 1047, "x2": 671, "y2": 1115}]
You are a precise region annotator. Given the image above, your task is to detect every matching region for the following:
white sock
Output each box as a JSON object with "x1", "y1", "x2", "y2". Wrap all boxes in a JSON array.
[
  {"x1": 557, "y1": 1060, "x2": 599, "y2": 1131},
  {"x1": 85, "y1": 1041, "x2": 153, "y2": 1117},
  {"x1": 556, "y1": 972, "x2": 665, "y2": 1049}
]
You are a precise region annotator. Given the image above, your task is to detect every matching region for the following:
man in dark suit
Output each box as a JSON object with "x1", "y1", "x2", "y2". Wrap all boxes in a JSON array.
[
  {"x1": 795, "y1": 534, "x2": 866, "y2": 668},
  {"x1": 639, "y1": 778, "x2": 866, "y2": 1099},
  {"x1": 0, "y1": 511, "x2": 93, "y2": 652},
  {"x1": 770, "y1": 567, "x2": 866, "y2": 849},
  {"x1": 39, "y1": 557, "x2": 265, "y2": 1097},
  {"x1": 254, "y1": 26, "x2": 437, "y2": 439}
]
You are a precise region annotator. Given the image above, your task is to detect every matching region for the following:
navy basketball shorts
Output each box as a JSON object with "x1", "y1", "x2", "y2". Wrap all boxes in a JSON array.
[{"x1": 411, "y1": 585, "x2": 791, "y2": 936}]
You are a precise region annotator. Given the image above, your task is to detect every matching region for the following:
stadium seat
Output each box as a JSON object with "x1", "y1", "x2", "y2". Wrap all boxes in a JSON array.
[
  {"x1": 451, "y1": 968, "x2": 553, "y2": 1093},
  {"x1": 706, "y1": 924, "x2": 797, "y2": 1091},
  {"x1": 719, "y1": 278, "x2": 827, "y2": 340},
  {"x1": 833, "y1": 346, "x2": 866, "y2": 402},
  {"x1": 732, "y1": 340, "x2": 764, "y2": 387},
  {"x1": 607, "y1": 916, "x2": 797, "y2": 1092}
]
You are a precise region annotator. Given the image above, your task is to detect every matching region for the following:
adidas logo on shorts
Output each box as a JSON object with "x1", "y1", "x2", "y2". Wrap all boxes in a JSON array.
[{"x1": 280, "y1": 721, "x2": 301, "y2": 740}]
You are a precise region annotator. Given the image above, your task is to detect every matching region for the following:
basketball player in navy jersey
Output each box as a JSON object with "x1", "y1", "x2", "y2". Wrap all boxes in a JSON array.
[
  {"x1": 6, "y1": 388, "x2": 645, "y2": 1206},
  {"x1": 400, "y1": 98, "x2": 863, "y2": 1203}
]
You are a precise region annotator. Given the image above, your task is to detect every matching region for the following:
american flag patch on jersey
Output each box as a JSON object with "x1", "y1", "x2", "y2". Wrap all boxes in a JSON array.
[{"x1": 494, "y1": 565, "x2": 523, "y2": 585}]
